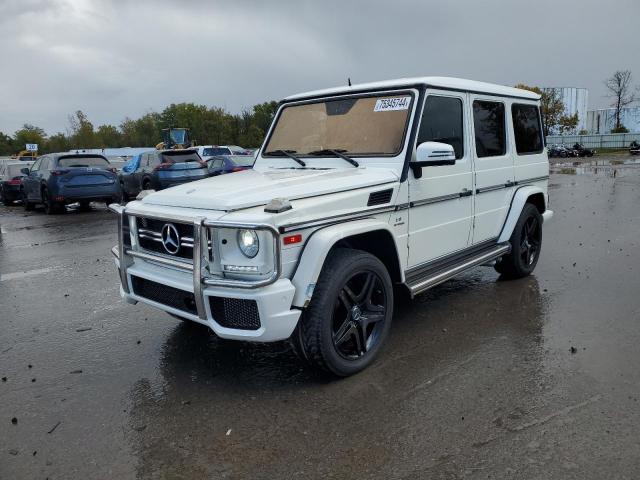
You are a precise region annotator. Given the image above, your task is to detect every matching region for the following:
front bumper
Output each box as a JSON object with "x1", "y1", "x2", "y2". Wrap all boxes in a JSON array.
[{"x1": 109, "y1": 204, "x2": 301, "y2": 342}]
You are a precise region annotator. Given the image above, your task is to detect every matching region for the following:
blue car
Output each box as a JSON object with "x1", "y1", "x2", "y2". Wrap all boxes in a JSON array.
[
  {"x1": 21, "y1": 153, "x2": 120, "y2": 214},
  {"x1": 119, "y1": 149, "x2": 208, "y2": 201},
  {"x1": 206, "y1": 155, "x2": 255, "y2": 176}
]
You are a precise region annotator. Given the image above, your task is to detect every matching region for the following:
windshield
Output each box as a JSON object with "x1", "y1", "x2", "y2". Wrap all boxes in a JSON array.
[
  {"x1": 264, "y1": 93, "x2": 413, "y2": 157},
  {"x1": 58, "y1": 156, "x2": 110, "y2": 168},
  {"x1": 169, "y1": 129, "x2": 187, "y2": 145},
  {"x1": 202, "y1": 147, "x2": 232, "y2": 156}
]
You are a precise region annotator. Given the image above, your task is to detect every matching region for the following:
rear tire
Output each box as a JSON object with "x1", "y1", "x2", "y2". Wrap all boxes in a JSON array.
[
  {"x1": 495, "y1": 203, "x2": 543, "y2": 279},
  {"x1": 293, "y1": 248, "x2": 393, "y2": 377},
  {"x1": 43, "y1": 188, "x2": 61, "y2": 215}
]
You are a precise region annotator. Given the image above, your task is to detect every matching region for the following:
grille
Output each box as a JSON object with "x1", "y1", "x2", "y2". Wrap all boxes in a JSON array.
[
  {"x1": 367, "y1": 188, "x2": 393, "y2": 206},
  {"x1": 136, "y1": 217, "x2": 194, "y2": 260},
  {"x1": 131, "y1": 276, "x2": 197, "y2": 315},
  {"x1": 208, "y1": 297, "x2": 261, "y2": 330}
]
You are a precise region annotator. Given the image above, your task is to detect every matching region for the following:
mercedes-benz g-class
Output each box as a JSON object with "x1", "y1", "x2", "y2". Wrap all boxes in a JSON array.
[{"x1": 109, "y1": 77, "x2": 552, "y2": 376}]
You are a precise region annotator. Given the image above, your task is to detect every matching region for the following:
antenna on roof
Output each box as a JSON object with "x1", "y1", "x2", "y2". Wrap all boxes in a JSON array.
[{"x1": 348, "y1": 77, "x2": 352, "y2": 87}]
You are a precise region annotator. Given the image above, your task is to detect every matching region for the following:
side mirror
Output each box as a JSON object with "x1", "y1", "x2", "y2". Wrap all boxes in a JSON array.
[
  {"x1": 21, "y1": 167, "x2": 30, "y2": 175},
  {"x1": 410, "y1": 142, "x2": 456, "y2": 179}
]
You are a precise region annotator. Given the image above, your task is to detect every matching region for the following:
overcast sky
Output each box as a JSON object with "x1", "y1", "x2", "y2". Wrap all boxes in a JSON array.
[{"x1": 1, "y1": 0, "x2": 639, "y2": 135}]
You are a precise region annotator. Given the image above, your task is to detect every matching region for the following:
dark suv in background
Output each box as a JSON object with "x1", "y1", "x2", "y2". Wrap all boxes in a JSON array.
[
  {"x1": 207, "y1": 155, "x2": 255, "y2": 176},
  {"x1": 119, "y1": 149, "x2": 208, "y2": 200},
  {"x1": 21, "y1": 153, "x2": 120, "y2": 214}
]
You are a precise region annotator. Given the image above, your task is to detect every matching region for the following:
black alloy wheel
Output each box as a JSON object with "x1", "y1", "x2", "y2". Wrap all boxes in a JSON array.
[
  {"x1": 495, "y1": 203, "x2": 543, "y2": 279},
  {"x1": 293, "y1": 248, "x2": 394, "y2": 376},
  {"x1": 519, "y1": 215, "x2": 541, "y2": 267},
  {"x1": 332, "y1": 270, "x2": 387, "y2": 360}
]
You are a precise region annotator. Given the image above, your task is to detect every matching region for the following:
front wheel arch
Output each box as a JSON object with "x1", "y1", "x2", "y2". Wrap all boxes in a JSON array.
[{"x1": 291, "y1": 220, "x2": 403, "y2": 308}]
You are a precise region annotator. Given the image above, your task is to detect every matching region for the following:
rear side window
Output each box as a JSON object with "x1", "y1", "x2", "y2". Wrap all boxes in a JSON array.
[
  {"x1": 58, "y1": 156, "x2": 109, "y2": 168},
  {"x1": 512, "y1": 104, "x2": 543, "y2": 154},
  {"x1": 473, "y1": 100, "x2": 506, "y2": 157},
  {"x1": 417, "y1": 96, "x2": 464, "y2": 159},
  {"x1": 230, "y1": 156, "x2": 255, "y2": 167}
]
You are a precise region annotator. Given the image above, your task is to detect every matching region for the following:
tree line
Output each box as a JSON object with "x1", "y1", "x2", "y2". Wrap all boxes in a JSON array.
[
  {"x1": 0, "y1": 101, "x2": 279, "y2": 156},
  {"x1": 3, "y1": 70, "x2": 637, "y2": 156}
]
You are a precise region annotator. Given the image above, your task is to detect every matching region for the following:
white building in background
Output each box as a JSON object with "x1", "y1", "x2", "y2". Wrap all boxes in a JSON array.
[
  {"x1": 542, "y1": 87, "x2": 589, "y2": 133},
  {"x1": 586, "y1": 107, "x2": 640, "y2": 134}
]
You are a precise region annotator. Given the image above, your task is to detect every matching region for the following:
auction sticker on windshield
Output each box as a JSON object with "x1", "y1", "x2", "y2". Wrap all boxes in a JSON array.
[{"x1": 374, "y1": 96, "x2": 411, "y2": 112}]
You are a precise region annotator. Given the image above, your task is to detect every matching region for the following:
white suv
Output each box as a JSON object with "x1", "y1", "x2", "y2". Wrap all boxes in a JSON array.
[{"x1": 110, "y1": 77, "x2": 552, "y2": 376}]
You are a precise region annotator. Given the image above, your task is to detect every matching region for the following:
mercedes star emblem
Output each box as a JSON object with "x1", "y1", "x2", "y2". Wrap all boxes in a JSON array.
[{"x1": 161, "y1": 223, "x2": 181, "y2": 255}]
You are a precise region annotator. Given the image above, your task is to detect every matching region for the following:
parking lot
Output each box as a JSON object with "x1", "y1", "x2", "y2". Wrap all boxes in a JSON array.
[{"x1": 2, "y1": 159, "x2": 640, "y2": 479}]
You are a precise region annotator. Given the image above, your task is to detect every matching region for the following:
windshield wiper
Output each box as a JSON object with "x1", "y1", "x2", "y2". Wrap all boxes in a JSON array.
[
  {"x1": 269, "y1": 149, "x2": 306, "y2": 167},
  {"x1": 308, "y1": 149, "x2": 359, "y2": 167}
]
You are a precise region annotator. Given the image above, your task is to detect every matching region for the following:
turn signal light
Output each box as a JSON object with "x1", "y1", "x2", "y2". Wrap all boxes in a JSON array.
[{"x1": 283, "y1": 234, "x2": 302, "y2": 245}]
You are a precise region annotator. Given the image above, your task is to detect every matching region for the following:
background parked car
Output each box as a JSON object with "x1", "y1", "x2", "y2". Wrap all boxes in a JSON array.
[
  {"x1": 21, "y1": 153, "x2": 120, "y2": 214},
  {"x1": 630, "y1": 141, "x2": 640, "y2": 155},
  {"x1": 0, "y1": 160, "x2": 34, "y2": 205},
  {"x1": 119, "y1": 149, "x2": 208, "y2": 200},
  {"x1": 195, "y1": 145, "x2": 252, "y2": 160},
  {"x1": 206, "y1": 155, "x2": 255, "y2": 176},
  {"x1": 572, "y1": 143, "x2": 595, "y2": 157}
]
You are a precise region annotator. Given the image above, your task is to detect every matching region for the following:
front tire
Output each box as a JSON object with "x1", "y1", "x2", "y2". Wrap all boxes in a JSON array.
[
  {"x1": 495, "y1": 203, "x2": 543, "y2": 279},
  {"x1": 293, "y1": 248, "x2": 393, "y2": 377}
]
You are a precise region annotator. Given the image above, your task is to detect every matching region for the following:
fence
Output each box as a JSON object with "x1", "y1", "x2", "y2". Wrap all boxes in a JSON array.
[{"x1": 546, "y1": 133, "x2": 640, "y2": 149}]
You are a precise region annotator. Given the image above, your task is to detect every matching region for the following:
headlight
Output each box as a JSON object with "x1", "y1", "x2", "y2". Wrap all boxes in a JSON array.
[{"x1": 237, "y1": 229, "x2": 259, "y2": 258}]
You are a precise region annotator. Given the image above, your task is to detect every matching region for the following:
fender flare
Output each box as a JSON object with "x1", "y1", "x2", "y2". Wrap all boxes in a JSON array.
[
  {"x1": 497, "y1": 186, "x2": 546, "y2": 243},
  {"x1": 290, "y1": 218, "x2": 403, "y2": 308}
]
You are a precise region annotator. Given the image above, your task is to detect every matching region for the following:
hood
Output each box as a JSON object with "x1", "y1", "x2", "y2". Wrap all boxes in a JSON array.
[{"x1": 141, "y1": 167, "x2": 398, "y2": 211}]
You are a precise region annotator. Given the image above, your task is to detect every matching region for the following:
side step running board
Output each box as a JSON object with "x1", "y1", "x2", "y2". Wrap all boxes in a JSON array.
[{"x1": 406, "y1": 243, "x2": 511, "y2": 297}]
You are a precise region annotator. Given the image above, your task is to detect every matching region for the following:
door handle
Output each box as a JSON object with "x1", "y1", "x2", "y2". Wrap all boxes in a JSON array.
[
  {"x1": 505, "y1": 180, "x2": 515, "y2": 187},
  {"x1": 459, "y1": 188, "x2": 472, "y2": 197}
]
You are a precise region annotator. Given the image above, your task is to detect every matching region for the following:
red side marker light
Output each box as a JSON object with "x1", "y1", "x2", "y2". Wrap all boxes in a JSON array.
[{"x1": 283, "y1": 234, "x2": 302, "y2": 245}]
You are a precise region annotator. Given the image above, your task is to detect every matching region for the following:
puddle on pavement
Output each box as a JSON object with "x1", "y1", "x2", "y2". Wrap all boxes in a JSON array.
[{"x1": 551, "y1": 158, "x2": 640, "y2": 177}]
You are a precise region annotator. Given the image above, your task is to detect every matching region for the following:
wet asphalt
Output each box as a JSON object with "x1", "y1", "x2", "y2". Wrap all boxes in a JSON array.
[{"x1": 1, "y1": 157, "x2": 640, "y2": 479}]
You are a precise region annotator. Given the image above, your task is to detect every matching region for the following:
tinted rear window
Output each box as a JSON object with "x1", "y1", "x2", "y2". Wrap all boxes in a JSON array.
[
  {"x1": 202, "y1": 147, "x2": 231, "y2": 156},
  {"x1": 512, "y1": 104, "x2": 543, "y2": 154},
  {"x1": 161, "y1": 151, "x2": 202, "y2": 163},
  {"x1": 58, "y1": 156, "x2": 110, "y2": 168}
]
